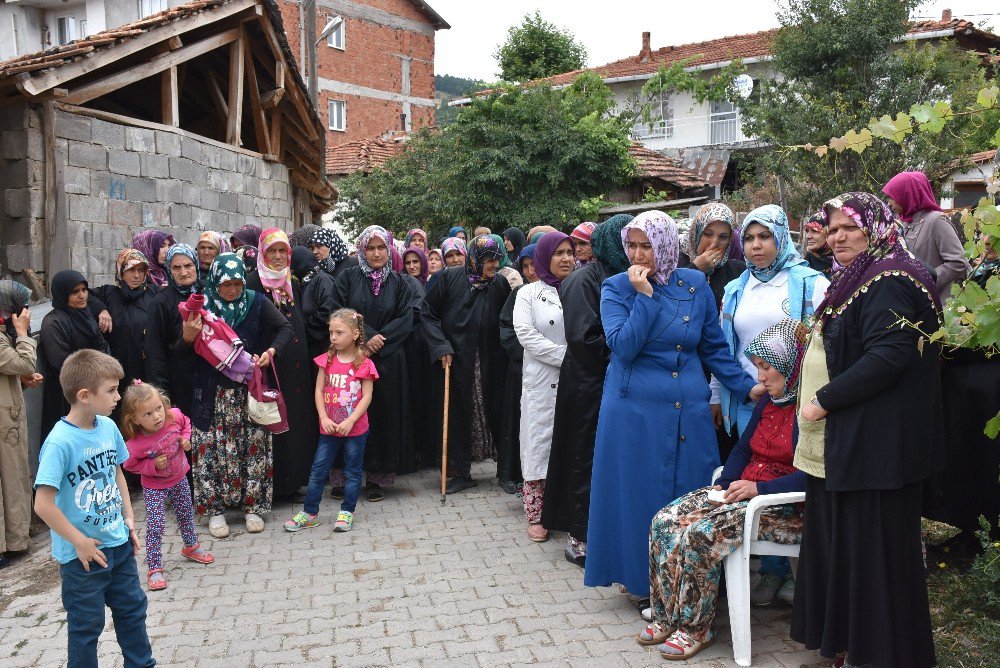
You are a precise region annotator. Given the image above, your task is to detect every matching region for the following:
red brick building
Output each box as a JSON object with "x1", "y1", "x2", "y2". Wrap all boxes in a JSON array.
[{"x1": 278, "y1": 0, "x2": 448, "y2": 152}]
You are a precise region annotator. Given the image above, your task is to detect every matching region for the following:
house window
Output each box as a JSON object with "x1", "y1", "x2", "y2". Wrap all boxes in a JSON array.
[
  {"x1": 328, "y1": 100, "x2": 346, "y2": 131},
  {"x1": 55, "y1": 17, "x2": 75, "y2": 45},
  {"x1": 326, "y1": 20, "x2": 345, "y2": 50},
  {"x1": 139, "y1": 0, "x2": 167, "y2": 19},
  {"x1": 79, "y1": 20, "x2": 88, "y2": 39},
  {"x1": 635, "y1": 91, "x2": 673, "y2": 139},
  {"x1": 710, "y1": 100, "x2": 741, "y2": 144}
]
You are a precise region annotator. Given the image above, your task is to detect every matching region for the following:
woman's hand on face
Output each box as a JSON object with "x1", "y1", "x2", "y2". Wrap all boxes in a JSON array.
[
  {"x1": 98, "y1": 310, "x2": 113, "y2": 333},
  {"x1": 692, "y1": 247, "x2": 725, "y2": 273},
  {"x1": 723, "y1": 480, "x2": 758, "y2": 504},
  {"x1": 800, "y1": 402, "x2": 827, "y2": 422},
  {"x1": 181, "y1": 313, "x2": 203, "y2": 344},
  {"x1": 11, "y1": 309, "x2": 31, "y2": 337},
  {"x1": 627, "y1": 265, "x2": 654, "y2": 297},
  {"x1": 748, "y1": 383, "x2": 767, "y2": 402}
]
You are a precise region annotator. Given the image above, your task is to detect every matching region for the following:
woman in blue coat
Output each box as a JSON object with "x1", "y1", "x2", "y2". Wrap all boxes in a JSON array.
[{"x1": 585, "y1": 210, "x2": 764, "y2": 597}]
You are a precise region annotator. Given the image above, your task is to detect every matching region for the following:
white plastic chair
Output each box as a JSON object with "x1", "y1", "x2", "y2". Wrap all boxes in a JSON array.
[{"x1": 711, "y1": 466, "x2": 805, "y2": 667}]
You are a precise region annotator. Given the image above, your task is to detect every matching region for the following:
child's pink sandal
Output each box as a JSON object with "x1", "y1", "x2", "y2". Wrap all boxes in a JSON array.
[
  {"x1": 147, "y1": 569, "x2": 167, "y2": 591},
  {"x1": 180, "y1": 543, "x2": 215, "y2": 565}
]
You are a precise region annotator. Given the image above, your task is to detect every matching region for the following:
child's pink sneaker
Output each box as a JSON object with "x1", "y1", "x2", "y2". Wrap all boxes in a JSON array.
[
  {"x1": 181, "y1": 543, "x2": 215, "y2": 564},
  {"x1": 147, "y1": 569, "x2": 167, "y2": 591}
]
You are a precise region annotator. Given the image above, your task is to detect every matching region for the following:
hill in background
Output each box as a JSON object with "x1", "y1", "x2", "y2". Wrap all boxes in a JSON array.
[{"x1": 435, "y1": 74, "x2": 488, "y2": 127}]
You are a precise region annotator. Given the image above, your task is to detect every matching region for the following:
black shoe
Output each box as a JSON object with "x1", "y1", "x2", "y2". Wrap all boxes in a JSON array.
[
  {"x1": 366, "y1": 483, "x2": 385, "y2": 502},
  {"x1": 445, "y1": 476, "x2": 478, "y2": 494},
  {"x1": 0, "y1": 554, "x2": 10, "y2": 570},
  {"x1": 499, "y1": 479, "x2": 518, "y2": 494},
  {"x1": 329, "y1": 486, "x2": 344, "y2": 500},
  {"x1": 563, "y1": 548, "x2": 585, "y2": 568}
]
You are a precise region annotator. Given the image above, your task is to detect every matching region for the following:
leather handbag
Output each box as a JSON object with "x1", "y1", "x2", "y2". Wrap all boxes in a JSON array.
[{"x1": 247, "y1": 364, "x2": 289, "y2": 435}]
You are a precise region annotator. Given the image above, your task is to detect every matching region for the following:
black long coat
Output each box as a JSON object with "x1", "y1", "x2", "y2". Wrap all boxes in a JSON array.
[
  {"x1": 496, "y1": 285, "x2": 526, "y2": 485},
  {"x1": 420, "y1": 266, "x2": 512, "y2": 476},
  {"x1": 244, "y1": 273, "x2": 319, "y2": 497},
  {"x1": 398, "y1": 274, "x2": 430, "y2": 474},
  {"x1": 331, "y1": 267, "x2": 418, "y2": 475},
  {"x1": 297, "y1": 271, "x2": 335, "y2": 359},
  {"x1": 816, "y1": 275, "x2": 943, "y2": 490},
  {"x1": 89, "y1": 283, "x2": 161, "y2": 387},
  {"x1": 39, "y1": 310, "x2": 111, "y2": 441},
  {"x1": 145, "y1": 287, "x2": 199, "y2": 418},
  {"x1": 540, "y1": 261, "x2": 608, "y2": 540}
]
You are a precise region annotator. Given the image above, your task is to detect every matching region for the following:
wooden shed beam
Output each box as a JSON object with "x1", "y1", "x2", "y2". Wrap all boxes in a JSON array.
[
  {"x1": 242, "y1": 26, "x2": 271, "y2": 154},
  {"x1": 226, "y1": 35, "x2": 244, "y2": 146},
  {"x1": 161, "y1": 66, "x2": 179, "y2": 126}
]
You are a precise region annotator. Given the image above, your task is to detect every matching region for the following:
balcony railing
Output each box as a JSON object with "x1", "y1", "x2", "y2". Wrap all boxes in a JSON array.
[{"x1": 632, "y1": 113, "x2": 750, "y2": 148}]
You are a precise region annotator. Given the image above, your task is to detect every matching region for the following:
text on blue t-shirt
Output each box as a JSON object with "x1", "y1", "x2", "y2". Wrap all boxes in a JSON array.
[{"x1": 34, "y1": 416, "x2": 131, "y2": 564}]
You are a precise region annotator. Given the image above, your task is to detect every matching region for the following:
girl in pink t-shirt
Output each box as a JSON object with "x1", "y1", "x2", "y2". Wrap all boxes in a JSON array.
[
  {"x1": 285, "y1": 309, "x2": 378, "y2": 533},
  {"x1": 121, "y1": 381, "x2": 213, "y2": 591}
]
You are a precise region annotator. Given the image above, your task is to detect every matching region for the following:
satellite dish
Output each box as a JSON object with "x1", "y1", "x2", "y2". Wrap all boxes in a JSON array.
[{"x1": 733, "y1": 74, "x2": 754, "y2": 99}]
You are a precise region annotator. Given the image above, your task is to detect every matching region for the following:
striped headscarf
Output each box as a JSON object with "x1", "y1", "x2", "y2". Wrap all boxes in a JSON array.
[{"x1": 744, "y1": 317, "x2": 808, "y2": 406}]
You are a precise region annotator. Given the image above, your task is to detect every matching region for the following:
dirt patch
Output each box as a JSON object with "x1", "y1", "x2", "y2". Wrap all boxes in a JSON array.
[{"x1": 0, "y1": 533, "x2": 60, "y2": 615}]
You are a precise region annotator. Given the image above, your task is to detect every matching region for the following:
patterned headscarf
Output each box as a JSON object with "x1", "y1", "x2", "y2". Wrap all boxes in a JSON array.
[
  {"x1": 533, "y1": 231, "x2": 575, "y2": 289},
  {"x1": 621, "y1": 210, "x2": 680, "y2": 285},
  {"x1": 571, "y1": 222, "x2": 597, "y2": 243},
  {"x1": 0, "y1": 280, "x2": 30, "y2": 323},
  {"x1": 816, "y1": 192, "x2": 941, "y2": 324},
  {"x1": 131, "y1": 230, "x2": 174, "y2": 287},
  {"x1": 402, "y1": 247, "x2": 430, "y2": 284},
  {"x1": 197, "y1": 231, "x2": 232, "y2": 258},
  {"x1": 257, "y1": 228, "x2": 295, "y2": 307},
  {"x1": 682, "y1": 203, "x2": 735, "y2": 275},
  {"x1": 231, "y1": 224, "x2": 261, "y2": 272},
  {"x1": 591, "y1": 214, "x2": 633, "y2": 275},
  {"x1": 803, "y1": 212, "x2": 825, "y2": 232},
  {"x1": 882, "y1": 171, "x2": 943, "y2": 223},
  {"x1": 426, "y1": 248, "x2": 444, "y2": 273},
  {"x1": 164, "y1": 244, "x2": 199, "y2": 295},
  {"x1": 357, "y1": 226, "x2": 393, "y2": 296},
  {"x1": 742, "y1": 205, "x2": 805, "y2": 282},
  {"x1": 441, "y1": 237, "x2": 467, "y2": 259},
  {"x1": 487, "y1": 234, "x2": 513, "y2": 269},
  {"x1": 203, "y1": 253, "x2": 255, "y2": 327},
  {"x1": 465, "y1": 235, "x2": 504, "y2": 289},
  {"x1": 289, "y1": 224, "x2": 320, "y2": 249},
  {"x1": 744, "y1": 318, "x2": 809, "y2": 406},
  {"x1": 115, "y1": 249, "x2": 149, "y2": 284},
  {"x1": 405, "y1": 228, "x2": 429, "y2": 248},
  {"x1": 310, "y1": 227, "x2": 349, "y2": 274}
]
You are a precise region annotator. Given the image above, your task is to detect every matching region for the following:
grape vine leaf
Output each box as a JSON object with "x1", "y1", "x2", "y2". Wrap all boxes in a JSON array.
[
  {"x1": 829, "y1": 135, "x2": 849, "y2": 153},
  {"x1": 844, "y1": 128, "x2": 873, "y2": 153},
  {"x1": 976, "y1": 85, "x2": 999, "y2": 109},
  {"x1": 814, "y1": 145, "x2": 829, "y2": 157},
  {"x1": 985, "y1": 411, "x2": 1000, "y2": 440},
  {"x1": 868, "y1": 113, "x2": 912, "y2": 143}
]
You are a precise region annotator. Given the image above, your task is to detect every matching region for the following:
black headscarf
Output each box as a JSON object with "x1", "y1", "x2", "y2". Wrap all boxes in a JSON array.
[
  {"x1": 502, "y1": 228, "x2": 526, "y2": 260},
  {"x1": 291, "y1": 246, "x2": 321, "y2": 284},
  {"x1": 51, "y1": 269, "x2": 102, "y2": 342}
]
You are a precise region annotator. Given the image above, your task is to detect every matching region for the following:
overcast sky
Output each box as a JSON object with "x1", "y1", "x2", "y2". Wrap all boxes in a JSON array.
[{"x1": 430, "y1": 0, "x2": 1000, "y2": 81}]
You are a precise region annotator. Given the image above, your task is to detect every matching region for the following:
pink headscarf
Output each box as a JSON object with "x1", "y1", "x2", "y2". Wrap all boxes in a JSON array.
[
  {"x1": 570, "y1": 221, "x2": 597, "y2": 242},
  {"x1": 882, "y1": 171, "x2": 942, "y2": 223},
  {"x1": 257, "y1": 227, "x2": 295, "y2": 307}
]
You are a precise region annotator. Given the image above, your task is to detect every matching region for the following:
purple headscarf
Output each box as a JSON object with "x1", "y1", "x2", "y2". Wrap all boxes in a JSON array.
[
  {"x1": 131, "y1": 230, "x2": 174, "y2": 287},
  {"x1": 621, "y1": 210, "x2": 680, "y2": 285},
  {"x1": 441, "y1": 237, "x2": 467, "y2": 259},
  {"x1": 402, "y1": 247, "x2": 429, "y2": 284},
  {"x1": 882, "y1": 171, "x2": 943, "y2": 223},
  {"x1": 816, "y1": 191, "x2": 941, "y2": 325},
  {"x1": 465, "y1": 235, "x2": 504, "y2": 289},
  {"x1": 533, "y1": 231, "x2": 575, "y2": 290}
]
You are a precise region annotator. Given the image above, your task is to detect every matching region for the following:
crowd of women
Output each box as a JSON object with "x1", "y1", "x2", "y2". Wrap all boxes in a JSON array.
[{"x1": 1, "y1": 167, "x2": 998, "y2": 667}]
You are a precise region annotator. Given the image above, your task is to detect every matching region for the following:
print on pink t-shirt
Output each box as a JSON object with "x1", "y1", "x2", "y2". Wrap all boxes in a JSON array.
[{"x1": 313, "y1": 352, "x2": 379, "y2": 437}]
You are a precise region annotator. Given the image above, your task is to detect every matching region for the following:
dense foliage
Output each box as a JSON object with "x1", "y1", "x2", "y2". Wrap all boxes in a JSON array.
[
  {"x1": 335, "y1": 73, "x2": 635, "y2": 241},
  {"x1": 493, "y1": 11, "x2": 587, "y2": 83}
]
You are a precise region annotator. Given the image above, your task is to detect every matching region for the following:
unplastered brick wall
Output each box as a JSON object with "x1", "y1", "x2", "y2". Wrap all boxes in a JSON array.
[{"x1": 1, "y1": 103, "x2": 301, "y2": 287}]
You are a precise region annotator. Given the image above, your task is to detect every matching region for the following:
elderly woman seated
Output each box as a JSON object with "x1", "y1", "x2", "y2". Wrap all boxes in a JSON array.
[{"x1": 637, "y1": 318, "x2": 808, "y2": 661}]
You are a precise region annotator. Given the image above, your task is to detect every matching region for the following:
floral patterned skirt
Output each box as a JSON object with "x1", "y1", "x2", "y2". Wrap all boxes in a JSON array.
[
  {"x1": 192, "y1": 385, "x2": 273, "y2": 516},
  {"x1": 470, "y1": 350, "x2": 493, "y2": 463},
  {"x1": 649, "y1": 486, "x2": 803, "y2": 642}
]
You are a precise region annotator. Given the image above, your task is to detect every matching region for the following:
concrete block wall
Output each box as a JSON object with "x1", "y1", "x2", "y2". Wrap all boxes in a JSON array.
[
  {"x1": 0, "y1": 103, "x2": 47, "y2": 279},
  {"x1": 1, "y1": 104, "x2": 301, "y2": 287}
]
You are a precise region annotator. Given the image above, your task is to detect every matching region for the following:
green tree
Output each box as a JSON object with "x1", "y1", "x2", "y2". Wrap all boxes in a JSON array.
[
  {"x1": 334, "y1": 73, "x2": 634, "y2": 240},
  {"x1": 736, "y1": 0, "x2": 993, "y2": 216},
  {"x1": 494, "y1": 11, "x2": 587, "y2": 83}
]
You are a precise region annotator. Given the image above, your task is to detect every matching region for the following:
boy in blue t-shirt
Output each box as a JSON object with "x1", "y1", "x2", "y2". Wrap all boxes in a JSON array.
[{"x1": 34, "y1": 349, "x2": 154, "y2": 668}]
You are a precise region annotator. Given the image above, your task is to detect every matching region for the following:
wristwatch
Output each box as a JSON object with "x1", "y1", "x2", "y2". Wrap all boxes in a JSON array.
[{"x1": 810, "y1": 396, "x2": 824, "y2": 410}]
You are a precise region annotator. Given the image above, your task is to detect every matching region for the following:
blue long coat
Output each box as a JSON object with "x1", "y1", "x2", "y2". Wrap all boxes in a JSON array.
[{"x1": 584, "y1": 268, "x2": 756, "y2": 596}]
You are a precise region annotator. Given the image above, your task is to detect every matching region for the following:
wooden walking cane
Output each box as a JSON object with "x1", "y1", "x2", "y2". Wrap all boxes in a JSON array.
[{"x1": 440, "y1": 361, "x2": 451, "y2": 505}]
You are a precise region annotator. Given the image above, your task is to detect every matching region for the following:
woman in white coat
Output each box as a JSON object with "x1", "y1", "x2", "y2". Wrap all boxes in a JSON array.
[{"x1": 514, "y1": 231, "x2": 577, "y2": 542}]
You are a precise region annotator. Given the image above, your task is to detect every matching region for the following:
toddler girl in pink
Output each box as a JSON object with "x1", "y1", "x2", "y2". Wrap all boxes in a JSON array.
[{"x1": 121, "y1": 381, "x2": 214, "y2": 590}]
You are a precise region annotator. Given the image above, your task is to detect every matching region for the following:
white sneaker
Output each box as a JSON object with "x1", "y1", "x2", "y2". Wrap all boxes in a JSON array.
[
  {"x1": 245, "y1": 513, "x2": 265, "y2": 533},
  {"x1": 208, "y1": 514, "x2": 229, "y2": 538},
  {"x1": 777, "y1": 576, "x2": 795, "y2": 605}
]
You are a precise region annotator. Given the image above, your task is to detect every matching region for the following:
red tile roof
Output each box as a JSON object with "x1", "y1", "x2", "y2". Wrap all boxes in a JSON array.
[
  {"x1": 628, "y1": 144, "x2": 707, "y2": 190},
  {"x1": 968, "y1": 149, "x2": 997, "y2": 164},
  {"x1": 327, "y1": 138, "x2": 406, "y2": 175},
  {"x1": 536, "y1": 18, "x2": 1000, "y2": 88}
]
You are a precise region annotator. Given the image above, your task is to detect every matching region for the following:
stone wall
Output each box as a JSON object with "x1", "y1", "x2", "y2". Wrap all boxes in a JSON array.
[{"x1": 0, "y1": 102, "x2": 302, "y2": 287}]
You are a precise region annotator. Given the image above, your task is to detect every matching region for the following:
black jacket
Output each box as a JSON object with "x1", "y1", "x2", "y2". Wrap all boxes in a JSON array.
[{"x1": 816, "y1": 275, "x2": 943, "y2": 491}]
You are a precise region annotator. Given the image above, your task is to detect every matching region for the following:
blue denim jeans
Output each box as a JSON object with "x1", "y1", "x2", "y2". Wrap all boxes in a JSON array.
[
  {"x1": 759, "y1": 555, "x2": 791, "y2": 577},
  {"x1": 304, "y1": 432, "x2": 368, "y2": 515},
  {"x1": 59, "y1": 541, "x2": 155, "y2": 668}
]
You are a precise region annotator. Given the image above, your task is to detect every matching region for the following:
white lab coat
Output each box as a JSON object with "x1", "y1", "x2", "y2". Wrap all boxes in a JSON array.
[{"x1": 513, "y1": 281, "x2": 566, "y2": 481}]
